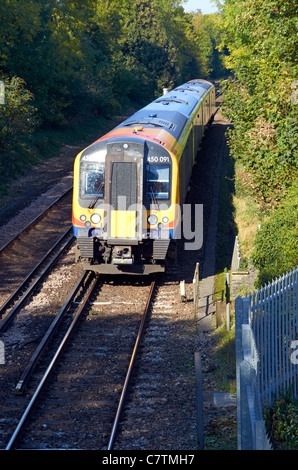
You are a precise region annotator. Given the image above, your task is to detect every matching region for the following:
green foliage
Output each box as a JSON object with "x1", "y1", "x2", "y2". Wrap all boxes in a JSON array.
[
  {"x1": 0, "y1": 0, "x2": 226, "y2": 188},
  {"x1": 0, "y1": 0, "x2": 227, "y2": 127},
  {"x1": 218, "y1": 0, "x2": 298, "y2": 284},
  {"x1": 251, "y1": 183, "x2": 298, "y2": 286},
  {"x1": 265, "y1": 393, "x2": 298, "y2": 450},
  {"x1": 0, "y1": 76, "x2": 38, "y2": 178},
  {"x1": 220, "y1": 0, "x2": 298, "y2": 203},
  {"x1": 193, "y1": 12, "x2": 228, "y2": 79},
  {"x1": 222, "y1": 79, "x2": 298, "y2": 204},
  {"x1": 0, "y1": 76, "x2": 37, "y2": 148},
  {"x1": 119, "y1": 0, "x2": 178, "y2": 98}
]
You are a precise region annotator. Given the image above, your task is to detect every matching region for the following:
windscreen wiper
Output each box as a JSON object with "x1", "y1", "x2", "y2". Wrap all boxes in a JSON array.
[{"x1": 88, "y1": 181, "x2": 104, "y2": 209}]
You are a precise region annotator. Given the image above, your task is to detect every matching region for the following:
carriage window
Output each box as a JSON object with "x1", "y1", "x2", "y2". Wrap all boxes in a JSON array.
[
  {"x1": 146, "y1": 164, "x2": 170, "y2": 200},
  {"x1": 80, "y1": 162, "x2": 105, "y2": 199}
]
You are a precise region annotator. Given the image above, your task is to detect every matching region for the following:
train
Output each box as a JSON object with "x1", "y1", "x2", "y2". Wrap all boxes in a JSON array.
[{"x1": 72, "y1": 79, "x2": 216, "y2": 274}]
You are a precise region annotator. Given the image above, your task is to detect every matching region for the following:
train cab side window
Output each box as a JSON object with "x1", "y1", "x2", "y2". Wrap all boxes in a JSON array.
[
  {"x1": 80, "y1": 162, "x2": 105, "y2": 199},
  {"x1": 146, "y1": 164, "x2": 170, "y2": 200}
]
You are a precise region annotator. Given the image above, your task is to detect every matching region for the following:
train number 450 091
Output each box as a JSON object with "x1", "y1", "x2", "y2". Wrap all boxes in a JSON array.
[{"x1": 147, "y1": 156, "x2": 170, "y2": 163}]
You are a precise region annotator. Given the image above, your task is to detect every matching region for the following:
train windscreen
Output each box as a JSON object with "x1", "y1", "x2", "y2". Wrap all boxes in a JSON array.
[
  {"x1": 146, "y1": 164, "x2": 170, "y2": 200},
  {"x1": 80, "y1": 162, "x2": 105, "y2": 199}
]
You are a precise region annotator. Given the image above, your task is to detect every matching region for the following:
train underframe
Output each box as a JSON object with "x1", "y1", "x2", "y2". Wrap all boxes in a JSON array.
[{"x1": 75, "y1": 234, "x2": 177, "y2": 275}]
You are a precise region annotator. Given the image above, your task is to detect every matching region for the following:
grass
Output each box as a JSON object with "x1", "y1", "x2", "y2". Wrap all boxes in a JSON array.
[
  {"x1": 0, "y1": 115, "x2": 112, "y2": 197},
  {"x1": 211, "y1": 269, "x2": 237, "y2": 393},
  {"x1": 232, "y1": 163, "x2": 262, "y2": 260},
  {"x1": 212, "y1": 321, "x2": 236, "y2": 393},
  {"x1": 204, "y1": 414, "x2": 238, "y2": 451},
  {"x1": 29, "y1": 115, "x2": 111, "y2": 158}
]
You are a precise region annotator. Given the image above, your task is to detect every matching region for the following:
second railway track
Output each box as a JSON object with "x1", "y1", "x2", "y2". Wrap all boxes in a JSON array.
[{"x1": 0, "y1": 187, "x2": 74, "y2": 327}]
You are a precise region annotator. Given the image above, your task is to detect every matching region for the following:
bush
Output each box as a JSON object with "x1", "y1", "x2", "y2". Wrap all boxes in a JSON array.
[
  {"x1": 252, "y1": 182, "x2": 298, "y2": 287},
  {"x1": 0, "y1": 76, "x2": 38, "y2": 178},
  {"x1": 0, "y1": 76, "x2": 37, "y2": 150},
  {"x1": 265, "y1": 394, "x2": 298, "y2": 450}
]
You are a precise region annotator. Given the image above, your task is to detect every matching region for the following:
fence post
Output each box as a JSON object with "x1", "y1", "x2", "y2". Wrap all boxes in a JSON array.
[
  {"x1": 235, "y1": 296, "x2": 243, "y2": 449},
  {"x1": 235, "y1": 296, "x2": 252, "y2": 450},
  {"x1": 193, "y1": 263, "x2": 199, "y2": 317},
  {"x1": 0, "y1": 80, "x2": 5, "y2": 105},
  {"x1": 242, "y1": 296, "x2": 251, "y2": 325},
  {"x1": 240, "y1": 356, "x2": 253, "y2": 449},
  {"x1": 180, "y1": 280, "x2": 186, "y2": 302},
  {"x1": 226, "y1": 272, "x2": 230, "y2": 331},
  {"x1": 255, "y1": 420, "x2": 271, "y2": 450},
  {"x1": 239, "y1": 360, "x2": 252, "y2": 450},
  {"x1": 194, "y1": 350, "x2": 204, "y2": 450},
  {"x1": 0, "y1": 340, "x2": 4, "y2": 364}
]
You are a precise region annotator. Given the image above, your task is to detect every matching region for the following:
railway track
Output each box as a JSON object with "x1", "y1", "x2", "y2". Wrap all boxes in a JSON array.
[
  {"x1": 0, "y1": 187, "x2": 74, "y2": 329},
  {"x1": 0, "y1": 188, "x2": 203, "y2": 451},
  {"x1": 4, "y1": 275, "x2": 156, "y2": 450},
  {"x1": 0, "y1": 187, "x2": 72, "y2": 254},
  {"x1": 0, "y1": 182, "x2": 184, "y2": 451}
]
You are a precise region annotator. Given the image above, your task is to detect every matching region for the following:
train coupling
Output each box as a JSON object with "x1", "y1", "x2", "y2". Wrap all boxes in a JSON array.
[{"x1": 112, "y1": 246, "x2": 133, "y2": 265}]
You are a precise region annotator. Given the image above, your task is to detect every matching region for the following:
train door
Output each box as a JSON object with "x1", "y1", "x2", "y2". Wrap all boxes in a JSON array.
[
  {"x1": 195, "y1": 103, "x2": 203, "y2": 150},
  {"x1": 105, "y1": 142, "x2": 143, "y2": 241}
]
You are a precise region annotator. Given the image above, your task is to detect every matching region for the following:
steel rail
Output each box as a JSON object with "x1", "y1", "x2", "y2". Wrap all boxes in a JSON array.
[
  {"x1": 14, "y1": 267, "x2": 89, "y2": 394},
  {"x1": 107, "y1": 279, "x2": 156, "y2": 450},
  {"x1": 5, "y1": 270, "x2": 98, "y2": 450},
  {"x1": 0, "y1": 186, "x2": 73, "y2": 253},
  {"x1": 0, "y1": 228, "x2": 74, "y2": 332}
]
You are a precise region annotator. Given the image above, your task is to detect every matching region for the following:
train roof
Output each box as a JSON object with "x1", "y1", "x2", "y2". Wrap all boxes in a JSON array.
[
  {"x1": 145, "y1": 93, "x2": 199, "y2": 118},
  {"x1": 119, "y1": 109, "x2": 189, "y2": 142},
  {"x1": 125, "y1": 79, "x2": 213, "y2": 123},
  {"x1": 117, "y1": 84, "x2": 212, "y2": 141},
  {"x1": 92, "y1": 80, "x2": 214, "y2": 152},
  {"x1": 173, "y1": 79, "x2": 214, "y2": 99},
  {"x1": 186, "y1": 79, "x2": 214, "y2": 90}
]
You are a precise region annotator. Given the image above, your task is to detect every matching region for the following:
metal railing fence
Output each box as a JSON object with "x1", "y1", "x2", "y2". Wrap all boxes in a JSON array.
[{"x1": 235, "y1": 266, "x2": 298, "y2": 450}]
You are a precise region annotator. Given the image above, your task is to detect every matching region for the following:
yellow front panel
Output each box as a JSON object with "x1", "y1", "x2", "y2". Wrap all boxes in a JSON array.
[{"x1": 110, "y1": 211, "x2": 136, "y2": 238}]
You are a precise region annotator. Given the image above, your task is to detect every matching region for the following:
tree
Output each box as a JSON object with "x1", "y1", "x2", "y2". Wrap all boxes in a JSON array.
[
  {"x1": 119, "y1": 0, "x2": 180, "y2": 98},
  {"x1": 220, "y1": 0, "x2": 298, "y2": 204},
  {"x1": 198, "y1": 13, "x2": 228, "y2": 78},
  {"x1": 0, "y1": 0, "x2": 227, "y2": 166},
  {"x1": 252, "y1": 183, "x2": 298, "y2": 286},
  {"x1": 0, "y1": 76, "x2": 37, "y2": 177},
  {"x1": 218, "y1": 0, "x2": 298, "y2": 282}
]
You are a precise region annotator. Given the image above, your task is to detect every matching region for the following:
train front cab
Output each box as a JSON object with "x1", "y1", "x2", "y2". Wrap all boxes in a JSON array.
[{"x1": 72, "y1": 137, "x2": 179, "y2": 275}]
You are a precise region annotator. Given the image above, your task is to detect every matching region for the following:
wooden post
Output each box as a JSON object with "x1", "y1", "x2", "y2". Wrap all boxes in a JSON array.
[
  {"x1": 193, "y1": 263, "x2": 199, "y2": 316},
  {"x1": 216, "y1": 300, "x2": 225, "y2": 328},
  {"x1": 226, "y1": 272, "x2": 230, "y2": 331},
  {"x1": 180, "y1": 280, "x2": 186, "y2": 302},
  {"x1": 194, "y1": 350, "x2": 204, "y2": 450}
]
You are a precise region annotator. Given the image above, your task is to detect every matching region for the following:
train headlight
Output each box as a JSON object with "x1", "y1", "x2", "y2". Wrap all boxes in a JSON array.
[
  {"x1": 90, "y1": 213, "x2": 101, "y2": 225},
  {"x1": 162, "y1": 216, "x2": 169, "y2": 224},
  {"x1": 80, "y1": 215, "x2": 87, "y2": 222},
  {"x1": 158, "y1": 223, "x2": 163, "y2": 229},
  {"x1": 147, "y1": 214, "x2": 158, "y2": 226}
]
